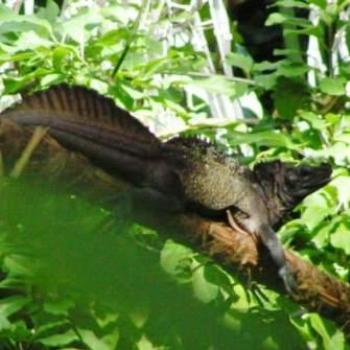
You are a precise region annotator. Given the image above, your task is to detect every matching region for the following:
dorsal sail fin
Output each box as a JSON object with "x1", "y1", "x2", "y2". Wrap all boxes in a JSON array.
[
  {"x1": 3, "y1": 84, "x2": 159, "y2": 145},
  {"x1": 1, "y1": 84, "x2": 172, "y2": 186}
]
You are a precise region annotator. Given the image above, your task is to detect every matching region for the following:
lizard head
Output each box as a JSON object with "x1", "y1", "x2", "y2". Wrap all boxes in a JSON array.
[{"x1": 253, "y1": 160, "x2": 332, "y2": 227}]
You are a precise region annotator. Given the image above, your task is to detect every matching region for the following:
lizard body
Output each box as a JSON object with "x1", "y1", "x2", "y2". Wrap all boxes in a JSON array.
[{"x1": 1, "y1": 84, "x2": 332, "y2": 292}]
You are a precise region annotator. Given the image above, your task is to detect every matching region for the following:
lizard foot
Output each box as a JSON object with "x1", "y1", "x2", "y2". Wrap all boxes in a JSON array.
[{"x1": 279, "y1": 265, "x2": 298, "y2": 295}]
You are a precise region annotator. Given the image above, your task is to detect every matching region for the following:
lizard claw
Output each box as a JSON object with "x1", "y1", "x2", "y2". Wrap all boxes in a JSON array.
[
  {"x1": 279, "y1": 265, "x2": 298, "y2": 295},
  {"x1": 226, "y1": 210, "x2": 247, "y2": 235}
]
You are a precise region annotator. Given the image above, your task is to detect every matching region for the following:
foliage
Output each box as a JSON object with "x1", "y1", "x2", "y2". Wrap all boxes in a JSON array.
[
  {"x1": 0, "y1": 179, "x2": 309, "y2": 350},
  {"x1": 0, "y1": 0, "x2": 349, "y2": 349}
]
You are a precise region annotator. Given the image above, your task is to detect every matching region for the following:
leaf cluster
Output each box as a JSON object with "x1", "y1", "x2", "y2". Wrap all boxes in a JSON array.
[{"x1": 0, "y1": 0, "x2": 350, "y2": 349}]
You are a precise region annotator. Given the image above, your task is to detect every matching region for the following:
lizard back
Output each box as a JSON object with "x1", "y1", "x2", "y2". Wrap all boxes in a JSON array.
[
  {"x1": 165, "y1": 137, "x2": 260, "y2": 212},
  {"x1": 3, "y1": 84, "x2": 160, "y2": 147},
  {"x1": 1, "y1": 84, "x2": 170, "y2": 187}
]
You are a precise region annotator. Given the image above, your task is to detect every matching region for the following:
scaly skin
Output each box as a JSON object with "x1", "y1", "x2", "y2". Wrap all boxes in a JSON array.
[{"x1": 1, "y1": 85, "x2": 332, "y2": 293}]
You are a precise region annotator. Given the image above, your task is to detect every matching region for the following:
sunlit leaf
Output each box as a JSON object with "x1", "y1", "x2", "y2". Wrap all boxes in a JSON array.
[
  {"x1": 62, "y1": 10, "x2": 103, "y2": 44},
  {"x1": 78, "y1": 328, "x2": 119, "y2": 350},
  {"x1": 301, "y1": 193, "x2": 332, "y2": 231},
  {"x1": 266, "y1": 13, "x2": 289, "y2": 26},
  {"x1": 319, "y1": 77, "x2": 347, "y2": 96},
  {"x1": 187, "y1": 75, "x2": 248, "y2": 98},
  {"x1": 274, "y1": 0, "x2": 309, "y2": 8},
  {"x1": 0, "y1": 5, "x2": 54, "y2": 38},
  {"x1": 309, "y1": 314, "x2": 347, "y2": 350},
  {"x1": 44, "y1": 299, "x2": 74, "y2": 316},
  {"x1": 228, "y1": 130, "x2": 297, "y2": 149},
  {"x1": 192, "y1": 265, "x2": 219, "y2": 303},
  {"x1": 39, "y1": 330, "x2": 79, "y2": 347},
  {"x1": 160, "y1": 240, "x2": 193, "y2": 278},
  {"x1": 299, "y1": 111, "x2": 328, "y2": 131},
  {"x1": 37, "y1": 0, "x2": 60, "y2": 24},
  {"x1": 0, "y1": 296, "x2": 30, "y2": 318},
  {"x1": 226, "y1": 53, "x2": 254, "y2": 75},
  {"x1": 330, "y1": 222, "x2": 350, "y2": 254}
]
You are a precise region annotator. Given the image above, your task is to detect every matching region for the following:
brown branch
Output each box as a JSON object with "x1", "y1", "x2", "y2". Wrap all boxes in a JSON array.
[{"x1": 1, "y1": 119, "x2": 350, "y2": 334}]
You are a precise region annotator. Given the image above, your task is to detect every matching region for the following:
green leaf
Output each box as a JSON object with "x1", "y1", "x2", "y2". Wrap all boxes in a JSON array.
[
  {"x1": 39, "y1": 329, "x2": 79, "y2": 347},
  {"x1": 40, "y1": 73, "x2": 64, "y2": 88},
  {"x1": 37, "y1": 0, "x2": 60, "y2": 24},
  {"x1": 204, "y1": 264, "x2": 233, "y2": 294},
  {"x1": 330, "y1": 175, "x2": 350, "y2": 207},
  {"x1": 273, "y1": 78, "x2": 309, "y2": 119},
  {"x1": 312, "y1": 223, "x2": 332, "y2": 249},
  {"x1": 254, "y1": 73, "x2": 278, "y2": 90},
  {"x1": 266, "y1": 13, "x2": 288, "y2": 26},
  {"x1": 88, "y1": 79, "x2": 108, "y2": 95},
  {"x1": 36, "y1": 321, "x2": 71, "y2": 338},
  {"x1": 0, "y1": 4, "x2": 13, "y2": 17},
  {"x1": 302, "y1": 193, "x2": 332, "y2": 231},
  {"x1": 0, "y1": 314, "x2": 11, "y2": 331},
  {"x1": 274, "y1": 0, "x2": 309, "y2": 8},
  {"x1": 101, "y1": 4, "x2": 137, "y2": 24},
  {"x1": 120, "y1": 84, "x2": 144, "y2": 100},
  {"x1": 330, "y1": 222, "x2": 350, "y2": 254},
  {"x1": 109, "y1": 83, "x2": 135, "y2": 110},
  {"x1": 0, "y1": 320, "x2": 31, "y2": 341},
  {"x1": 0, "y1": 296, "x2": 30, "y2": 318},
  {"x1": 160, "y1": 240, "x2": 193, "y2": 278},
  {"x1": 309, "y1": 314, "x2": 346, "y2": 350},
  {"x1": 137, "y1": 335, "x2": 157, "y2": 350},
  {"x1": 228, "y1": 130, "x2": 297, "y2": 149},
  {"x1": 4, "y1": 72, "x2": 46, "y2": 94},
  {"x1": 187, "y1": 75, "x2": 248, "y2": 98},
  {"x1": 78, "y1": 329, "x2": 119, "y2": 350},
  {"x1": 299, "y1": 111, "x2": 328, "y2": 132},
  {"x1": 0, "y1": 6, "x2": 53, "y2": 38},
  {"x1": 226, "y1": 53, "x2": 254, "y2": 75},
  {"x1": 319, "y1": 77, "x2": 346, "y2": 96},
  {"x1": 0, "y1": 49, "x2": 34, "y2": 62},
  {"x1": 93, "y1": 28, "x2": 129, "y2": 46},
  {"x1": 52, "y1": 46, "x2": 76, "y2": 71},
  {"x1": 44, "y1": 299, "x2": 74, "y2": 316},
  {"x1": 62, "y1": 10, "x2": 103, "y2": 44},
  {"x1": 192, "y1": 264, "x2": 219, "y2": 303},
  {"x1": 273, "y1": 48, "x2": 303, "y2": 58},
  {"x1": 284, "y1": 26, "x2": 323, "y2": 39},
  {"x1": 308, "y1": 0, "x2": 327, "y2": 8},
  {"x1": 253, "y1": 61, "x2": 279, "y2": 72},
  {"x1": 14, "y1": 31, "x2": 53, "y2": 50},
  {"x1": 3, "y1": 255, "x2": 33, "y2": 277},
  {"x1": 96, "y1": 313, "x2": 119, "y2": 328},
  {"x1": 277, "y1": 62, "x2": 308, "y2": 78}
]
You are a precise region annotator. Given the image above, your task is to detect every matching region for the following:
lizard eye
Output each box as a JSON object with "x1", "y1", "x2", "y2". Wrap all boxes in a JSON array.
[
  {"x1": 227, "y1": 206, "x2": 250, "y2": 222},
  {"x1": 231, "y1": 207, "x2": 250, "y2": 220}
]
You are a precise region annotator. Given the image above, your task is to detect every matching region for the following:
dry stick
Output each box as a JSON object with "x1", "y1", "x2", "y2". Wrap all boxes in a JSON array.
[
  {"x1": 10, "y1": 127, "x2": 48, "y2": 178},
  {"x1": 1, "y1": 120, "x2": 350, "y2": 334}
]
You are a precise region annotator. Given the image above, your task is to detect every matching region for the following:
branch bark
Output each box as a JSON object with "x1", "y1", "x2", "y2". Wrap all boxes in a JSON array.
[{"x1": 1, "y1": 119, "x2": 350, "y2": 334}]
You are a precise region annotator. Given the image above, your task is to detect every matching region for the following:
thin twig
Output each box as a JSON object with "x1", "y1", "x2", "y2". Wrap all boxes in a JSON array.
[
  {"x1": 158, "y1": 117, "x2": 259, "y2": 139},
  {"x1": 10, "y1": 127, "x2": 48, "y2": 178},
  {"x1": 113, "y1": 0, "x2": 150, "y2": 77},
  {"x1": 159, "y1": 70, "x2": 256, "y2": 85}
]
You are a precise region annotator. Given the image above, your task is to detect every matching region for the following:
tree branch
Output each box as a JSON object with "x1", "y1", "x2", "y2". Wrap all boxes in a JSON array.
[{"x1": 1, "y1": 119, "x2": 349, "y2": 334}]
